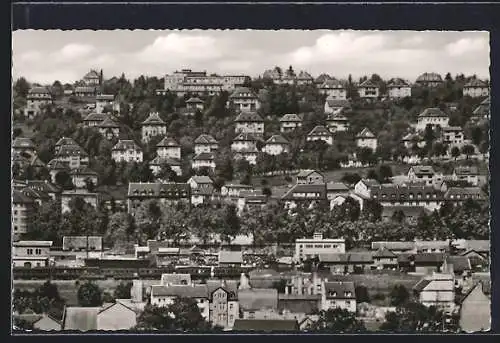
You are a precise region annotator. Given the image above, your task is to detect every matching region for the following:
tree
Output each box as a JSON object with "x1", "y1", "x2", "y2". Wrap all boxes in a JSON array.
[
  {"x1": 114, "y1": 282, "x2": 133, "y2": 299},
  {"x1": 391, "y1": 210, "x2": 406, "y2": 224},
  {"x1": 355, "y1": 285, "x2": 370, "y2": 303},
  {"x1": 105, "y1": 212, "x2": 134, "y2": 253},
  {"x1": 55, "y1": 170, "x2": 74, "y2": 190},
  {"x1": 77, "y1": 282, "x2": 103, "y2": 307},
  {"x1": 312, "y1": 308, "x2": 366, "y2": 332},
  {"x1": 389, "y1": 284, "x2": 410, "y2": 307},
  {"x1": 362, "y1": 199, "x2": 382, "y2": 222},
  {"x1": 338, "y1": 197, "x2": 361, "y2": 222},
  {"x1": 341, "y1": 173, "x2": 361, "y2": 186},
  {"x1": 378, "y1": 164, "x2": 393, "y2": 183},
  {"x1": 135, "y1": 298, "x2": 211, "y2": 332},
  {"x1": 451, "y1": 146, "x2": 461, "y2": 160},
  {"x1": 423, "y1": 125, "x2": 436, "y2": 145},
  {"x1": 461, "y1": 145, "x2": 475, "y2": 159},
  {"x1": 470, "y1": 126, "x2": 483, "y2": 146},
  {"x1": 14, "y1": 77, "x2": 30, "y2": 98}
]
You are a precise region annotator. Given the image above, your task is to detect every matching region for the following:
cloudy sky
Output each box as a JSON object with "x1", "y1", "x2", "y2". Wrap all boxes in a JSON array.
[{"x1": 12, "y1": 30, "x2": 490, "y2": 84}]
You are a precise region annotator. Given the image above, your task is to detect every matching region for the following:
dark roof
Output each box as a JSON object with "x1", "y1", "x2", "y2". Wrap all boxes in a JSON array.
[
  {"x1": 373, "y1": 247, "x2": 397, "y2": 258},
  {"x1": 266, "y1": 135, "x2": 289, "y2": 145},
  {"x1": 12, "y1": 190, "x2": 35, "y2": 204},
  {"x1": 127, "y1": 182, "x2": 190, "y2": 198},
  {"x1": 326, "y1": 182, "x2": 349, "y2": 192},
  {"x1": 381, "y1": 205, "x2": 430, "y2": 219},
  {"x1": 418, "y1": 108, "x2": 448, "y2": 118},
  {"x1": 324, "y1": 281, "x2": 356, "y2": 299},
  {"x1": 413, "y1": 279, "x2": 432, "y2": 292},
  {"x1": 25, "y1": 180, "x2": 61, "y2": 194},
  {"x1": 56, "y1": 145, "x2": 88, "y2": 157},
  {"x1": 325, "y1": 98, "x2": 351, "y2": 108},
  {"x1": 296, "y1": 169, "x2": 323, "y2": 178},
  {"x1": 410, "y1": 165, "x2": 435, "y2": 175},
  {"x1": 95, "y1": 185, "x2": 128, "y2": 201},
  {"x1": 464, "y1": 79, "x2": 488, "y2": 88},
  {"x1": 193, "y1": 152, "x2": 215, "y2": 161},
  {"x1": 62, "y1": 307, "x2": 99, "y2": 331},
  {"x1": 320, "y1": 79, "x2": 345, "y2": 89},
  {"x1": 233, "y1": 319, "x2": 299, "y2": 332},
  {"x1": 388, "y1": 78, "x2": 410, "y2": 87},
  {"x1": 194, "y1": 134, "x2": 218, "y2": 144},
  {"x1": 161, "y1": 273, "x2": 191, "y2": 285},
  {"x1": 445, "y1": 256, "x2": 471, "y2": 273},
  {"x1": 156, "y1": 137, "x2": 180, "y2": 147},
  {"x1": 229, "y1": 87, "x2": 258, "y2": 99},
  {"x1": 95, "y1": 94, "x2": 114, "y2": 101},
  {"x1": 83, "y1": 112, "x2": 108, "y2": 122},
  {"x1": 356, "y1": 128, "x2": 376, "y2": 139},
  {"x1": 233, "y1": 132, "x2": 258, "y2": 142},
  {"x1": 47, "y1": 159, "x2": 70, "y2": 170},
  {"x1": 70, "y1": 167, "x2": 98, "y2": 176},
  {"x1": 297, "y1": 71, "x2": 313, "y2": 80},
  {"x1": 186, "y1": 97, "x2": 204, "y2": 103},
  {"x1": 189, "y1": 175, "x2": 213, "y2": 185},
  {"x1": 279, "y1": 113, "x2": 302, "y2": 122},
  {"x1": 55, "y1": 137, "x2": 78, "y2": 147},
  {"x1": 319, "y1": 252, "x2": 373, "y2": 264},
  {"x1": 235, "y1": 111, "x2": 264, "y2": 123},
  {"x1": 416, "y1": 72, "x2": 443, "y2": 83},
  {"x1": 370, "y1": 184, "x2": 443, "y2": 202},
  {"x1": 238, "y1": 288, "x2": 278, "y2": 311},
  {"x1": 308, "y1": 125, "x2": 331, "y2": 137},
  {"x1": 141, "y1": 112, "x2": 165, "y2": 125},
  {"x1": 112, "y1": 140, "x2": 142, "y2": 151},
  {"x1": 281, "y1": 183, "x2": 327, "y2": 201},
  {"x1": 28, "y1": 86, "x2": 52, "y2": 95},
  {"x1": 359, "y1": 79, "x2": 378, "y2": 88},
  {"x1": 84, "y1": 70, "x2": 100, "y2": 79},
  {"x1": 98, "y1": 116, "x2": 120, "y2": 128},
  {"x1": 149, "y1": 156, "x2": 181, "y2": 166},
  {"x1": 206, "y1": 281, "x2": 238, "y2": 301},
  {"x1": 444, "y1": 187, "x2": 485, "y2": 200},
  {"x1": 453, "y1": 166, "x2": 479, "y2": 176},
  {"x1": 359, "y1": 178, "x2": 381, "y2": 187}
]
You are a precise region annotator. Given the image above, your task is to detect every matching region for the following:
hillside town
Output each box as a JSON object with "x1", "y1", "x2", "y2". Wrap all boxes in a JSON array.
[{"x1": 12, "y1": 64, "x2": 490, "y2": 333}]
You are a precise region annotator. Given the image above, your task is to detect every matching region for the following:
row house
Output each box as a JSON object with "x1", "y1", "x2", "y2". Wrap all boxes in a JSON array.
[
  {"x1": 357, "y1": 79, "x2": 379, "y2": 98},
  {"x1": 156, "y1": 136, "x2": 181, "y2": 160},
  {"x1": 441, "y1": 126, "x2": 465, "y2": 148},
  {"x1": 296, "y1": 169, "x2": 324, "y2": 185},
  {"x1": 416, "y1": 108, "x2": 449, "y2": 132},
  {"x1": 127, "y1": 182, "x2": 191, "y2": 215},
  {"x1": 415, "y1": 72, "x2": 443, "y2": 88},
  {"x1": 387, "y1": 78, "x2": 412, "y2": 98},
  {"x1": 192, "y1": 152, "x2": 216, "y2": 171},
  {"x1": 162, "y1": 69, "x2": 249, "y2": 95},
  {"x1": 279, "y1": 113, "x2": 302, "y2": 133},
  {"x1": 12, "y1": 190, "x2": 36, "y2": 237},
  {"x1": 263, "y1": 135, "x2": 290, "y2": 155},
  {"x1": 355, "y1": 128, "x2": 378, "y2": 151},
  {"x1": 12, "y1": 137, "x2": 37, "y2": 158},
  {"x1": 306, "y1": 125, "x2": 333, "y2": 146},
  {"x1": 324, "y1": 98, "x2": 351, "y2": 115},
  {"x1": 282, "y1": 183, "x2": 327, "y2": 210},
  {"x1": 141, "y1": 112, "x2": 167, "y2": 143},
  {"x1": 444, "y1": 187, "x2": 486, "y2": 203},
  {"x1": 12, "y1": 240, "x2": 52, "y2": 267},
  {"x1": 234, "y1": 111, "x2": 265, "y2": 136},
  {"x1": 97, "y1": 116, "x2": 121, "y2": 140},
  {"x1": 231, "y1": 132, "x2": 259, "y2": 152},
  {"x1": 95, "y1": 94, "x2": 118, "y2": 114},
  {"x1": 70, "y1": 167, "x2": 98, "y2": 188},
  {"x1": 370, "y1": 184, "x2": 444, "y2": 211},
  {"x1": 326, "y1": 112, "x2": 349, "y2": 133},
  {"x1": 187, "y1": 176, "x2": 215, "y2": 206},
  {"x1": 228, "y1": 87, "x2": 261, "y2": 112},
  {"x1": 294, "y1": 232, "x2": 346, "y2": 262},
  {"x1": 149, "y1": 157, "x2": 182, "y2": 177},
  {"x1": 194, "y1": 134, "x2": 219, "y2": 155},
  {"x1": 321, "y1": 281, "x2": 356, "y2": 313},
  {"x1": 111, "y1": 139, "x2": 143, "y2": 163},
  {"x1": 463, "y1": 79, "x2": 489, "y2": 98},
  {"x1": 318, "y1": 79, "x2": 347, "y2": 99},
  {"x1": 60, "y1": 190, "x2": 99, "y2": 213},
  {"x1": 234, "y1": 147, "x2": 259, "y2": 165},
  {"x1": 24, "y1": 87, "x2": 53, "y2": 118},
  {"x1": 452, "y1": 166, "x2": 480, "y2": 186}
]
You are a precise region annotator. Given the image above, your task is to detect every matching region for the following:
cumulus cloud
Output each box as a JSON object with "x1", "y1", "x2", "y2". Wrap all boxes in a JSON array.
[
  {"x1": 137, "y1": 33, "x2": 221, "y2": 63},
  {"x1": 54, "y1": 43, "x2": 95, "y2": 62},
  {"x1": 446, "y1": 37, "x2": 489, "y2": 56}
]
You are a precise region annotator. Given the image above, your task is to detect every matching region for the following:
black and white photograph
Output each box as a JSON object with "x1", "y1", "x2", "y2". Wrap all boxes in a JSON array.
[{"x1": 11, "y1": 29, "x2": 491, "y2": 333}]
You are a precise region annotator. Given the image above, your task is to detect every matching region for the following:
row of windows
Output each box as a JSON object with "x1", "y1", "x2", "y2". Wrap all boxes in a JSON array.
[
  {"x1": 374, "y1": 193, "x2": 438, "y2": 199},
  {"x1": 301, "y1": 244, "x2": 340, "y2": 249},
  {"x1": 26, "y1": 248, "x2": 43, "y2": 255}
]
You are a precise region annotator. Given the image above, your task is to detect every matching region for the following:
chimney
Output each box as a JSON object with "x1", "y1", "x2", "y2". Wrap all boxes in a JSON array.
[{"x1": 131, "y1": 279, "x2": 143, "y2": 303}]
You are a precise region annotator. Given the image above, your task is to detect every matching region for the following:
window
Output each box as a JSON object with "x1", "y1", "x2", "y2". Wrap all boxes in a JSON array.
[
  {"x1": 323, "y1": 245, "x2": 331, "y2": 248},
  {"x1": 27, "y1": 249, "x2": 33, "y2": 255},
  {"x1": 346, "y1": 300, "x2": 351, "y2": 305},
  {"x1": 35, "y1": 249, "x2": 41, "y2": 255},
  {"x1": 230, "y1": 315, "x2": 234, "y2": 321},
  {"x1": 305, "y1": 244, "x2": 313, "y2": 248}
]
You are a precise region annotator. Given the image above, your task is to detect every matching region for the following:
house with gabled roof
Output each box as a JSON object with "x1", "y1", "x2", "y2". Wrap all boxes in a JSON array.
[
  {"x1": 55, "y1": 137, "x2": 78, "y2": 154},
  {"x1": 185, "y1": 97, "x2": 205, "y2": 112},
  {"x1": 470, "y1": 96, "x2": 490, "y2": 122},
  {"x1": 228, "y1": 86, "x2": 261, "y2": 112},
  {"x1": 463, "y1": 79, "x2": 489, "y2": 98},
  {"x1": 112, "y1": 139, "x2": 143, "y2": 163},
  {"x1": 234, "y1": 111, "x2": 264, "y2": 136},
  {"x1": 156, "y1": 136, "x2": 181, "y2": 160},
  {"x1": 207, "y1": 280, "x2": 239, "y2": 329},
  {"x1": 263, "y1": 135, "x2": 290, "y2": 155},
  {"x1": 321, "y1": 281, "x2": 356, "y2": 312},
  {"x1": 452, "y1": 166, "x2": 479, "y2": 186},
  {"x1": 326, "y1": 112, "x2": 349, "y2": 133},
  {"x1": 306, "y1": 125, "x2": 333, "y2": 145},
  {"x1": 141, "y1": 112, "x2": 167, "y2": 143},
  {"x1": 32, "y1": 313, "x2": 62, "y2": 331},
  {"x1": 54, "y1": 144, "x2": 89, "y2": 169},
  {"x1": 415, "y1": 72, "x2": 443, "y2": 88},
  {"x1": 408, "y1": 165, "x2": 436, "y2": 186},
  {"x1": 83, "y1": 112, "x2": 109, "y2": 128},
  {"x1": 24, "y1": 86, "x2": 53, "y2": 118},
  {"x1": 279, "y1": 113, "x2": 302, "y2": 133},
  {"x1": 150, "y1": 284, "x2": 210, "y2": 320},
  {"x1": 83, "y1": 69, "x2": 101, "y2": 86},
  {"x1": 296, "y1": 71, "x2": 314, "y2": 85},
  {"x1": 372, "y1": 247, "x2": 398, "y2": 269},
  {"x1": 324, "y1": 97, "x2": 351, "y2": 115},
  {"x1": 358, "y1": 79, "x2": 379, "y2": 98},
  {"x1": 70, "y1": 167, "x2": 98, "y2": 188},
  {"x1": 326, "y1": 182, "x2": 349, "y2": 200},
  {"x1": 188, "y1": 176, "x2": 215, "y2": 206},
  {"x1": 355, "y1": 128, "x2": 377, "y2": 151},
  {"x1": 148, "y1": 156, "x2": 182, "y2": 177},
  {"x1": 387, "y1": 78, "x2": 412, "y2": 98},
  {"x1": 127, "y1": 182, "x2": 191, "y2": 214},
  {"x1": 416, "y1": 108, "x2": 449, "y2": 131},
  {"x1": 353, "y1": 179, "x2": 381, "y2": 198},
  {"x1": 221, "y1": 183, "x2": 254, "y2": 198},
  {"x1": 459, "y1": 282, "x2": 491, "y2": 332},
  {"x1": 412, "y1": 270, "x2": 455, "y2": 313},
  {"x1": 315, "y1": 73, "x2": 333, "y2": 85},
  {"x1": 192, "y1": 152, "x2": 216, "y2": 171},
  {"x1": 97, "y1": 116, "x2": 120, "y2": 139},
  {"x1": 231, "y1": 132, "x2": 259, "y2": 152},
  {"x1": 281, "y1": 183, "x2": 327, "y2": 210},
  {"x1": 296, "y1": 169, "x2": 324, "y2": 185},
  {"x1": 319, "y1": 79, "x2": 346, "y2": 99},
  {"x1": 194, "y1": 134, "x2": 218, "y2": 155}
]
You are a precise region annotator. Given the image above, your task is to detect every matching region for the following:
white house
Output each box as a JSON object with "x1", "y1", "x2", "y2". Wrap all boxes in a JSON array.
[
  {"x1": 231, "y1": 132, "x2": 258, "y2": 152},
  {"x1": 24, "y1": 87, "x2": 53, "y2": 118},
  {"x1": 358, "y1": 79, "x2": 379, "y2": 98},
  {"x1": 416, "y1": 108, "x2": 449, "y2": 132},
  {"x1": 415, "y1": 72, "x2": 443, "y2": 88},
  {"x1": 192, "y1": 152, "x2": 216, "y2": 171},
  {"x1": 228, "y1": 87, "x2": 261, "y2": 112},
  {"x1": 185, "y1": 97, "x2": 205, "y2": 111},
  {"x1": 354, "y1": 179, "x2": 381, "y2": 198},
  {"x1": 149, "y1": 156, "x2": 182, "y2": 176},
  {"x1": 321, "y1": 281, "x2": 357, "y2": 313},
  {"x1": 387, "y1": 78, "x2": 412, "y2": 98},
  {"x1": 324, "y1": 98, "x2": 351, "y2": 115},
  {"x1": 97, "y1": 117, "x2": 120, "y2": 140},
  {"x1": 441, "y1": 127, "x2": 465, "y2": 148},
  {"x1": 141, "y1": 112, "x2": 167, "y2": 143},
  {"x1": 263, "y1": 135, "x2": 290, "y2": 155},
  {"x1": 355, "y1": 128, "x2": 377, "y2": 151},
  {"x1": 413, "y1": 271, "x2": 455, "y2": 313},
  {"x1": 306, "y1": 125, "x2": 333, "y2": 146},
  {"x1": 156, "y1": 137, "x2": 181, "y2": 160},
  {"x1": 318, "y1": 79, "x2": 347, "y2": 99},
  {"x1": 95, "y1": 94, "x2": 116, "y2": 114},
  {"x1": 194, "y1": 134, "x2": 218, "y2": 155},
  {"x1": 463, "y1": 79, "x2": 489, "y2": 98},
  {"x1": 294, "y1": 232, "x2": 346, "y2": 262},
  {"x1": 407, "y1": 165, "x2": 436, "y2": 186},
  {"x1": 234, "y1": 111, "x2": 265, "y2": 136},
  {"x1": 234, "y1": 148, "x2": 258, "y2": 165},
  {"x1": 112, "y1": 140, "x2": 143, "y2": 163},
  {"x1": 296, "y1": 71, "x2": 314, "y2": 85},
  {"x1": 279, "y1": 113, "x2": 302, "y2": 133},
  {"x1": 326, "y1": 112, "x2": 349, "y2": 133},
  {"x1": 221, "y1": 183, "x2": 254, "y2": 198},
  {"x1": 150, "y1": 284, "x2": 210, "y2": 320}
]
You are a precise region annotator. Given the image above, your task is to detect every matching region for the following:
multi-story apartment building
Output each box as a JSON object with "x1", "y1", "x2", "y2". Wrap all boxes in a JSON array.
[
  {"x1": 127, "y1": 182, "x2": 191, "y2": 215},
  {"x1": 370, "y1": 184, "x2": 444, "y2": 211},
  {"x1": 24, "y1": 87, "x2": 53, "y2": 118},
  {"x1": 112, "y1": 140, "x2": 143, "y2": 163},
  {"x1": 141, "y1": 112, "x2": 167, "y2": 143},
  {"x1": 263, "y1": 135, "x2": 290, "y2": 156},
  {"x1": 463, "y1": 79, "x2": 489, "y2": 98},
  {"x1": 295, "y1": 232, "x2": 346, "y2": 262},
  {"x1": 416, "y1": 108, "x2": 449, "y2": 132},
  {"x1": 194, "y1": 134, "x2": 218, "y2": 155},
  {"x1": 156, "y1": 137, "x2": 181, "y2": 160},
  {"x1": 387, "y1": 78, "x2": 412, "y2": 98},
  {"x1": 279, "y1": 113, "x2": 302, "y2": 133},
  {"x1": 12, "y1": 190, "x2": 35, "y2": 237}
]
